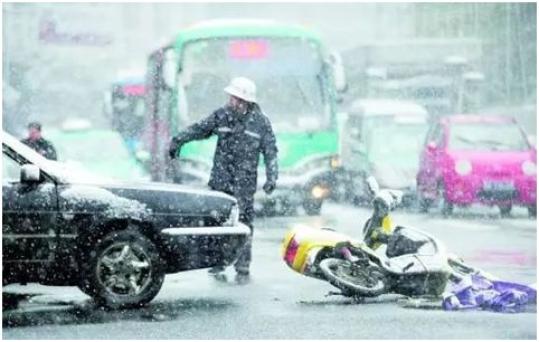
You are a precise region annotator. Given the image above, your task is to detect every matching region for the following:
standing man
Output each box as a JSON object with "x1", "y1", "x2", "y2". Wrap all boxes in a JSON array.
[
  {"x1": 168, "y1": 76, "x2": 278, "y2": 284},
  {"x1": 20, "y1": 121, "x2": 57, "y2": 160}
]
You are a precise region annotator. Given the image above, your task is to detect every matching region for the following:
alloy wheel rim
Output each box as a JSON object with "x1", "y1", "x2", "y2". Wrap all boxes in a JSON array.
[{"x1": 97, "y1": 242, "x2": 152, "y2": 297}]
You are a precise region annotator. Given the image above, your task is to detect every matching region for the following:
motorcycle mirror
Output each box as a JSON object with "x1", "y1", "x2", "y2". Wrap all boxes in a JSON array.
[{"x1": 365, "y1": 176, "x2": 379, "y2": 195}]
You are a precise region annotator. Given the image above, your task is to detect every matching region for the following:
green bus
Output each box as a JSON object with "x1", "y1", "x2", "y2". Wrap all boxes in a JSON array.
[{"x1": 141, "y1": 19, "x2": 346, "y2": 215}]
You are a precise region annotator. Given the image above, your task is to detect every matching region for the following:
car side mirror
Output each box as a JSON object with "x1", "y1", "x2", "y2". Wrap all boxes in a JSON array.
[
  {"x1": 162, "y1": 49, "x2": 178, "y2": 89},
  {"x1": 329, "y1": 51, "x2": 347, "y2": 93},
  {"x1": 365, "y1": 176, "x2": 379, "y2": 196},
  {"x1": 427, "y1": 141, "x2": 437, "y2": 151},
  {"x1": 20, "y1": 164, "x2": 40, "y2": 183},
  {"x1": 135, "y1": 149, "x2": 150, "y2": 162},
  {"x1": 135, "y1": 149, "x2": 151, "y2": 168},
  {"x1": 527, "y1": 134, "x2": 536, "y2": 147}
]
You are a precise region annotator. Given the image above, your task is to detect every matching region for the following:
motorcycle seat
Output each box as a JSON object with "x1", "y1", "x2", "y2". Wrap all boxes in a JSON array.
[{"x1": 386, "y1": 226, "x2": 429, "y2": 258}]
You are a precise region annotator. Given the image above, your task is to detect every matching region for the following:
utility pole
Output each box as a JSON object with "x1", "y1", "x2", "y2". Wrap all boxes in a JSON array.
[
  {"x1": 505, "y1": 3, "x2": 512, "y2": 104},
  {"x1": 515, "y1": 5, "x2": 528, "y2": 102}
]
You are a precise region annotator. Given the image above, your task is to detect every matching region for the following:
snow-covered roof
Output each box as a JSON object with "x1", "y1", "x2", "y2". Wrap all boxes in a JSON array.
[
  {"x1": 349, "y1": 98, "x2": 429, "y2": 118},
  {"x1": 188, "y1": 18, "x2": 278, "y2": 30},
  {"x1": 441, "y1": 114, "x2": 516, "y2": 125}
]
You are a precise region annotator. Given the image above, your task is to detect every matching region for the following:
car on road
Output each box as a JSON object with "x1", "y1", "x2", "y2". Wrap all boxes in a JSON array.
[
  {"x1": 416, "y1": 114, "x2": 537, "y2": 217},
  {"x1": 339, "y1": 99, "x2": 429, "y2": 206},
  {"x1": 2, "y1": 131, "x2": 250, "y2": 308},
  {"x1": 48, "y1": 118, "x2": 149, "y2": 182}
]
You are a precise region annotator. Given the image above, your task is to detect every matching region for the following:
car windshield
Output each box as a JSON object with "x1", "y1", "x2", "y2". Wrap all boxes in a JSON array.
[
  {"x1": 179, "y1": 37, "x2": 330, "y2": 132},
  {"x1": 367, "y1": 122, "x2": 428, "y2": 168},
  {"x1": 448, "y1": 122, "x2": 529, "y2": 151}
]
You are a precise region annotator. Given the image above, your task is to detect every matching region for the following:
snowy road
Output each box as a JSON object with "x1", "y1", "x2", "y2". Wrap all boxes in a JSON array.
[{"x1": 3, "y1": 203, "x2": 536, "y2": 339}]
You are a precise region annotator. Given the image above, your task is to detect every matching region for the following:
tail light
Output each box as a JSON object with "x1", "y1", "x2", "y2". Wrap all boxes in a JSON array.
[{"x1": 284, "y1": 237, "x2": 299, "y2": 266}]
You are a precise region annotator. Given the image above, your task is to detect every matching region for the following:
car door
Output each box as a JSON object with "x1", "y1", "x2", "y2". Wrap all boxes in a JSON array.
[{"x1": 2, "y1": 150, "x2": 59, "y2": 281}]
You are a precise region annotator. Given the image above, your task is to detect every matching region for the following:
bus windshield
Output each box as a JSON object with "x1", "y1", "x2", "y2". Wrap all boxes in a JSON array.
[{"x1": 178, "y1": 37, "x2": 330, "y2": 132}]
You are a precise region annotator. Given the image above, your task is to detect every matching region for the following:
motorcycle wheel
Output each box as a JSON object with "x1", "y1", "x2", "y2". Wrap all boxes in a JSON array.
[{"x1": 319, "y1": 258, "x2": 386, "y2": 297}]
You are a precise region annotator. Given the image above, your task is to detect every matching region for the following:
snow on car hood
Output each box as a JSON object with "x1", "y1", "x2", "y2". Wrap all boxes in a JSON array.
[
  {"x1": 96, "y1": 180, "x2": 235, "y2": 201},
  {"x1": 60, "y1": 185, "x2": 152, "y2": 220}
]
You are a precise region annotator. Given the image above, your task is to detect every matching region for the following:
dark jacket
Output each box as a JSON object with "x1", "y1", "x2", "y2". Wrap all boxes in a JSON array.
[
  {"x1": 20, "y1": 137, "x2": 57, "y2": 161},
  {"x1": 172, "y1": 104, "x2": 278, "y2": 197}
]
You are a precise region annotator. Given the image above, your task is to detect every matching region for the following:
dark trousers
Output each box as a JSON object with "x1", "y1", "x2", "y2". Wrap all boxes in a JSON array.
[
  {"x1": 211, "y1": 187, "x2": 255, "y2": 274},
  {"x1": 234, "y1": 195, "x2": 254, "y2": 274}
]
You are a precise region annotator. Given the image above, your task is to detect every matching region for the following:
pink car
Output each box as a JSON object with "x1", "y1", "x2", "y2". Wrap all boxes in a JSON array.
[{"x1": 417, "y1": 115, "x2": 536, "y2": 217}]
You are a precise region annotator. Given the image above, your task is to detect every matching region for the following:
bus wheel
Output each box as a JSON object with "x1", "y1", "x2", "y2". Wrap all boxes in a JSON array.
[{"x1": 303, "y1": 199, "x2": 322, "y2": 216}]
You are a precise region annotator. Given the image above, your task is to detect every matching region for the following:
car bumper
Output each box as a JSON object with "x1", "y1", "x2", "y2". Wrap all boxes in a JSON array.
[
  {"x1": 444, "y1": 175, "x2": 536, "y2": 206},
  {"x1": 160, "y1": 223, "x2": 251, "y2": 273}
]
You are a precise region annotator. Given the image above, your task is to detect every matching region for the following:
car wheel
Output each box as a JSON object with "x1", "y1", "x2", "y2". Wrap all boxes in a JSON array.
[
  {"x1": 437, "y1": 183, "x2": 453, "y2": 217},
  {"x1": 303, "y1": 199, "x2": 322, "y2": 216},
  {"x1": 528, "y1": 205, "x2": 537, "y2": 218},
  {"x1": 418, "y1": 195, "x2": 432, "y2": 213},
  {"x1": 261, "y1": 201, "x2": 277, "y2": 217},
  {"x1": 499, "y1": 204, "x2": 512, "y2": 217},
  {"x1": 80, "y1": 228, "x2": 165, "y2": 309}
]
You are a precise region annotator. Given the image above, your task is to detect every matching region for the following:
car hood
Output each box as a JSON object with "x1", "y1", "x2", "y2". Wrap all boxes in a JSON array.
[{"x1": 58, "y1": 180, "x2": 236, "y2": 219}]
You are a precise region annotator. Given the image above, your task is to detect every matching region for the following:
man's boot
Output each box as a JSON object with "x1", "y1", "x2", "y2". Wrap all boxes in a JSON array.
[{"x1": 235, "y1": 271, "x2": 250, "y2": 285}]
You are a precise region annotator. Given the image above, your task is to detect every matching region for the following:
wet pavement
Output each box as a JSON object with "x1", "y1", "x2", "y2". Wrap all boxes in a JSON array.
[{"x1": 3, "y1": 203, "x2": 537, "y2": 339}]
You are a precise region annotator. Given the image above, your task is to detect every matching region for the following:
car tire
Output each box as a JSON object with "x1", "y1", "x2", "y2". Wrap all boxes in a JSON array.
[
  {"x1": 528, "y1": 205, "x2": 537, "y2": 218},
  {"x1": 303, "y1": 199, "x2": 322, "y2": 216},
  {"x1": 261, "y1": 201, "x2": 277, "y2": 217},
  {"x1": 79, "y1": 228, "x2": 165, "y2": 309},
  {"x1": 418, "y1": 196, "x2": 432, "y2": 213},
  {"x1": 438, "y1": 183, "x2": 453, "y2": 217},
  {"x1": 499, "y1": 204, "x2": 512, "y2": 217}
]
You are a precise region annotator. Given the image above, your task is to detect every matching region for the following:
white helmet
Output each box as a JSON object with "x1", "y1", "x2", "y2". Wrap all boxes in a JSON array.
[{"x1": 224, "y1": 76, "x2": 257, "y2": 103}]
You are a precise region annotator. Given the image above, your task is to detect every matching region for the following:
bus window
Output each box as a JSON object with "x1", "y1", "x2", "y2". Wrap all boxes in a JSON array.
[{"x1": 180, "y1": 38, "x2": 329, "y2": 131}]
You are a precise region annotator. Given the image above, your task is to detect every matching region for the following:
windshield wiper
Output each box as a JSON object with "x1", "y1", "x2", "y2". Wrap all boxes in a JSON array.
[
  {"x1": 455, "y1": 136, "x2": 476, "y2": 146},
  {"x1": 293, "y1": 78, "x2": 317, "y2": 115}
]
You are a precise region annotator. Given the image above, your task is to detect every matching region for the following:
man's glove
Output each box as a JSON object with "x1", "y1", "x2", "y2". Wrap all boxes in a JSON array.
[
  {"x1": 168, "y1": 137, "x2": 181, "y2": 159},
  {"x1": 263, "y1": 180, "x2": 276, "y2": 195}
]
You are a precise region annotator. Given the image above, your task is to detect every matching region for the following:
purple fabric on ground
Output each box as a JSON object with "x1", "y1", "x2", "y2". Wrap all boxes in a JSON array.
[{"x1": 442, "y1": 273, "x2": 536, "y2": 312}]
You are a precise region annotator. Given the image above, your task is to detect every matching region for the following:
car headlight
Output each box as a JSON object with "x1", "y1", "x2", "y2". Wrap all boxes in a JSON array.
[
  {"x1": 311, "y1": 185, "x2": 329, "y2": 199},
  {"x1": 522, "y1": 160, "x2": 536, "y2": 176},
  {"x1": 455, "y1": 160, "x2": 472, "y2": 175},
  {"x1": 223, "y1": 204, "x2": 240, "y2": 226},
  {"x1": 330, "y1": 155, "x2": 341, "y2": 169}
]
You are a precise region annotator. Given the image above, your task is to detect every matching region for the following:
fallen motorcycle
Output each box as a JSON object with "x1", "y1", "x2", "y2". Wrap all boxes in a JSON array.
[{"x1": 282, "y1": 176, "x2": 472, "y2": 298}]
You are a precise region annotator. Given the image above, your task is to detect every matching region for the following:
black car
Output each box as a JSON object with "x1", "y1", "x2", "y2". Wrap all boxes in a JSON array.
[{"x1": 2, "y1": 131, "x2": 249, "y2": 308}]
